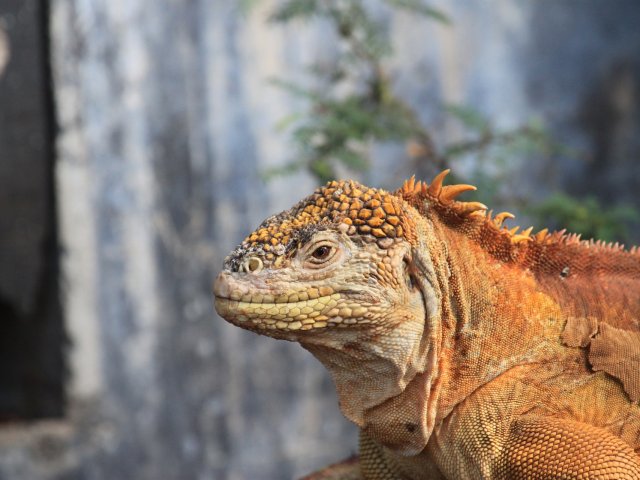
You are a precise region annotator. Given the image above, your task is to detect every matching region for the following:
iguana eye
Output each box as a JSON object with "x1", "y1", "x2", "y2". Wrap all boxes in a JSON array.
[
  {"x1": 303, "y1": 241, "x2": 340, "y2": 269},
  {"x1": 312, "y1": 245, "x2": 331, "y2": 260},
  {"x1": 299, "y1": 234, "x2": 345, "y2": 270}
]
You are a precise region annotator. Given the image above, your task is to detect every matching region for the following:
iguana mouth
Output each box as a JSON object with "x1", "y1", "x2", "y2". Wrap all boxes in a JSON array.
[
  {"x1": 215, "y1": 294, "x2": 344, "y2": 331},
  {"x1": 213, "y1": 287, "x2": 337, "y2": 304},
  {"x1": 214, "y1": 273, "x2": 376, "y2": 331}
]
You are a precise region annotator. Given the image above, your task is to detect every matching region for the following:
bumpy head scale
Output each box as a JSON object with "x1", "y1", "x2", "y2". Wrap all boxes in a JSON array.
[
  {"x1": 225, "y1": 170, "x2": 638, "y2": 272},
  {"x1": 225, "y1": 179, "x2": 417, "y2": 271}
]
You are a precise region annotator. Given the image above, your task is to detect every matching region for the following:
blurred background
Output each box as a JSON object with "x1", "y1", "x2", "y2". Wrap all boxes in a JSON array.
[{"x1": 0, "y1": 0, "x2": 638, "y2": 479}]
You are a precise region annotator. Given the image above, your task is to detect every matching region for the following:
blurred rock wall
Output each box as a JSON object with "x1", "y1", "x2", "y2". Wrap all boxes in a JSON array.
[
  {"x1": 0, "y1": 1, "x2": 638, "y2": 479},
  {"x1": 48, "y1": 1, "x2": 354, "y2": 479}
]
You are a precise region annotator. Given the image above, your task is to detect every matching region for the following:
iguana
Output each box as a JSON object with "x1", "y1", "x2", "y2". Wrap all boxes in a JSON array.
[{"x1": 213, "y1": 170, "x2": 640, "y2": 479}]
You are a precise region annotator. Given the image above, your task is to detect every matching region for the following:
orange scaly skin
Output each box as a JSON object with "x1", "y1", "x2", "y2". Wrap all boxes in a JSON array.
[{"x1": 214, "y1": 171, "x2": 640, "y2": 479}]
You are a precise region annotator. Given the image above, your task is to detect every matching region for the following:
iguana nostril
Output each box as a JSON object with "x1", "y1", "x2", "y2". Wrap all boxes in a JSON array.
[{"x1": 243, "y1": 256, "x2": 263, "y2": 273}]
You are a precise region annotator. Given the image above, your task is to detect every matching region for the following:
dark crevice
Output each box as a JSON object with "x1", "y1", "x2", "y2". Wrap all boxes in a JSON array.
[
  {"x1": 36, "y1": 0, "x2": 67, "y2": 419},
  {"x1": 0, "y1": 0, "x2": 65, "y2": 421}
]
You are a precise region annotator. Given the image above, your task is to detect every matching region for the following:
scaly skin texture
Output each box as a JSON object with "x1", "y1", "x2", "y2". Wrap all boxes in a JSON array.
[{"x1": 214, "y1": 171, "x2": 640, "y2": 479}]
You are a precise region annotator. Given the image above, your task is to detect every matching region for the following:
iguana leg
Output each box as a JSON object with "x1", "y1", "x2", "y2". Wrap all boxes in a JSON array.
[{"x1": 495, "y1": 415, "x2": 640, "y2": 479}]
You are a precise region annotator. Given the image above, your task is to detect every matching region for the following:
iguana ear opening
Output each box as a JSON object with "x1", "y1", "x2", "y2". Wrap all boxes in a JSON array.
[
  {"x1": 409, "y1": 245, "x2": 442, "y2": 324},
  {"x1": 403, "y1": 255, "x2": 420, "y2": 292}
]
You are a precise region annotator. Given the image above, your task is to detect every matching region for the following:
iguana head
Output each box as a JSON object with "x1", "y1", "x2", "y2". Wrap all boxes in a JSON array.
[
  {"x1": 214, "y1": 178, "x2": 427, "y2": 340},
  {"x1": 214, "y1": 171, "x2": 486, "y2": 342},
  {"x1": 214, "y1": 171, "x2": 491, "y2": 454}
]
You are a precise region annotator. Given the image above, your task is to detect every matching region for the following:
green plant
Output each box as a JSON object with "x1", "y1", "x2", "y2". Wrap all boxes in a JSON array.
[
  {"x1": 527, "y1": 193, "x2": 639, "y2": 244},
  {"x1": 263, "y1": 0, "x2": 449, "y2": 183},
  {"x1": 258, "y1": 0, "x2": 639, "y2": 244},
  {"x1": 263, "y1": 1, "x2": 558, "y2": 185}
]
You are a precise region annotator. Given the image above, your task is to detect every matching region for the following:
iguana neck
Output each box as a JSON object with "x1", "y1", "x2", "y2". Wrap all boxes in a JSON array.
[
  {"x1": 430, "y1": 217, "x2": 567, "y2": 419},
  {"x1": 300, "y1": 211, "x2": 445, "y2": 455},
  {"x1": 302, "y1": 314, "x2": 442, "y2": 455},
  {"x1": 301, "y1": 319, "x2": 428, "y2": 426}
]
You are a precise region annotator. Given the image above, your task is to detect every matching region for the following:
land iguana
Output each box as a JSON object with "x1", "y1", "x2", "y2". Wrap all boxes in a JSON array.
[{"x1": 213, "y1": 170, "x2": 640, "y2": 479}]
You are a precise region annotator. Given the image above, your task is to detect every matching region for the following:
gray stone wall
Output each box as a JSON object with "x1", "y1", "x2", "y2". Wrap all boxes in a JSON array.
[{"x1": 0, "y1": 1, "x2": 637, "y2": 479}]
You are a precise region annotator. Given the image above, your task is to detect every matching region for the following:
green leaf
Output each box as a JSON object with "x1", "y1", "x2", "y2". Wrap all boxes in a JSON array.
[
  {"x1": 335, "y1": 147, "x2": 369, "y2": 171},
  {"x1": 270, "y1": 0, "x2": 319, "y2": 22},
  {"x1": 445, "y1": 104, "x2": 490, "y2": 133},
  {"x1": 260, "y1": 161, "x2": 305, "y2": 180},
  {"x1": 268, "y1": 77, "x2": 322, "y2": 101},
  {"x1": 383, "y1": 0, "x2": 451, "y2": 24},
  {"x1": 526, "y1": 193, "x2": 640, "y2": 243},
  {"x1": 238, "y1": 0, "x2": 262, "y2": 15},
  {"x1": 274, "y1": 112, "x2": 303, "y2": 132},
  {"x1": 310, "y1": 158, "x2": 335, "y2": 183}
]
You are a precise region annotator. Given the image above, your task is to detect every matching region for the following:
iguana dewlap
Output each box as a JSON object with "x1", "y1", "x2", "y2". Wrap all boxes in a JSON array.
[{"x1": 214, "y1": 170, "x2": 640, "y2": 479}]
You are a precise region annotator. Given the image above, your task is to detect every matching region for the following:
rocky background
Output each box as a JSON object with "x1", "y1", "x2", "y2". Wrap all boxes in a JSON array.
[{"x1": 0, "y1": 1, "x2": 638, "y2": 479}]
